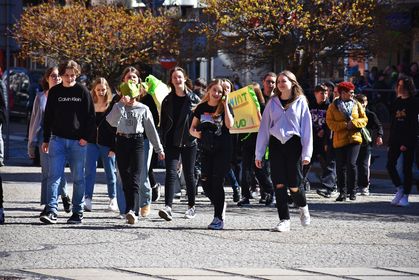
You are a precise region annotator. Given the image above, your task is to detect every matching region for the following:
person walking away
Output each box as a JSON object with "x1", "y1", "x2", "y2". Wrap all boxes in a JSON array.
[
  {"x1": 255, "y1": 70, "x2": 313, "y2": 232},
  {"x1": 190, "y1": 79, "x2": 234, "y2": 230},
  {"x1": 40, "y1": 60, "x2": 96, "y2": 224}
]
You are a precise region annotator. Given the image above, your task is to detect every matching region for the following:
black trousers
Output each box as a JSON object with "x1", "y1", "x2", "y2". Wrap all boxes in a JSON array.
[
  {"x1": 335, "y1": 144, "x2": 361, "y2": 195},
  {"x1": 164, "y1": 145, "x2": 197, "y2": 208},
  {"x1": 241, "y1": 134, "x2": 273, "y2": 198},
  {"x1": 116, "y1": 135, "x2": 144, "y2": 214},
  {"x1": 0, "y1": 174, "x2": 3, "y2": 209},
  {"x1": 387, "y1": 143, "x2": 415, "y2": 195},
  {"x1": 201, "y1": 144, "x2": 231, "y2": 220},
  {"x1": 357, "y1": 144, "x2": 372, "y2": 189},
  {"x1": 269, "y1": 136, "x2": 307, "y2": 220}
]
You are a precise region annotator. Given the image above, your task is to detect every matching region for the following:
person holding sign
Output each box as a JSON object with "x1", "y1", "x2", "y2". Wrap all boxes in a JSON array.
[
  {"x1": 255, "y1": 70, "x2": 313, "y2": 232},
  {"x1": 190, "y1": 79, "x2": 234, "y2": 230}
]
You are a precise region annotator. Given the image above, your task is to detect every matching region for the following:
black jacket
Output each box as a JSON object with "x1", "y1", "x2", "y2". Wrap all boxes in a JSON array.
[{"x1": 160, "y1": 90, "x2": 200, "y2": 148}]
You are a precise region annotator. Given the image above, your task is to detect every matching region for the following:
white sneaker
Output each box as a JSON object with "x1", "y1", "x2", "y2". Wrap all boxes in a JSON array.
[
  {"x1": 273, "y1": 219, "x2": 290, "y2": 232},
  {"x1": 126, "y1": 210, "x2": 138, "y2": 224},
  {"x1": 360, "y1": 187, "x2": 370, "y2": 196},
  {"x1": 184, "y1": 206, "x2": 196, "y2": 219},
  {"x1": 391, "y1": 188, "x2": 404, "y2": 205},
  {"x1": 158, "y1": 206, "x2": 173, "y2": 221},
  {"x1": 107, "y1": 198, "x2": 118, "y2": 212},
  {"x1": 116, "y1": 214, "x2": 125, "y2": 219},
  {"x1": 84, "y1": 197, "x2": 92, "y2": 212},
  {"x1": 397, "y1": 195, "x2": 409, "y2": 207},
  {"x1": 299, "y1": 205, "x2": 311, "y2": 226}
]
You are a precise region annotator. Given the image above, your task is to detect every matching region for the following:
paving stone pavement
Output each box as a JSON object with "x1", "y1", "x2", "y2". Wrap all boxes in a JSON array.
[{"x1": 0, "y1": 121, "x2": 418, "y2": 279}]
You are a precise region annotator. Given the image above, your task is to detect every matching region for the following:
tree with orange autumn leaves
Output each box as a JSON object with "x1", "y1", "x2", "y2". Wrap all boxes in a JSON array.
[
  {"x1": 201, "y1": 0, "x2": 391, "y2": 84},
  {"x1": 13, "y1": 1, "x2": 179, "y2": 83}
]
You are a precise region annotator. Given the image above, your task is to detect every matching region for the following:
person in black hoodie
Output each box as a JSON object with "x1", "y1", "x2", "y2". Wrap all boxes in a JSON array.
[
  {"x1": 158, "y1": 67, "x2": 200, "y2": 221},
  {"x1": 40, "y1": 60, "x2": 96, "y2": 224},
  {"x1": 387, "y1": 75, "x2": 418, "y2": 207},
  {"x1": 355, "y1": 94, "x2": 383, "y2": 196},
  {"x1": 306, "y1": 84, "x2": 337, "y2": 198},
  {"x1": 84, "y1": 77, "x2": 118, "y2": 212}
]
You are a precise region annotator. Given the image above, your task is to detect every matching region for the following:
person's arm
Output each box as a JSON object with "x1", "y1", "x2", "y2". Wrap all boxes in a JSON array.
[
  {"x1": 255, "y1": 101, "x2": 272, "y2": 166},
  {"x1": 351, "y1": 102, "x2": 368, "y2": 129},
  {"x1": 189, "y1": 116, "x2": 201, "y2": 139},
  {"x1": 28, "y1": 94, "x2": 42, "y2": 158},
  {"x1": 300, "y1": 101, "x2": 313, "y2": 165},
  {"x1": 223, "y1": 101, "x2": 234, "y2": 129},
  {"x1": 106, "y1": 101, "x2": 125, "y2": 128},
  {"x1": 326, "y1": 103, "x2": 346, "y2": 132},
  {"x1": 143, "y1": 107, "x2": 165, "y2": 160}
]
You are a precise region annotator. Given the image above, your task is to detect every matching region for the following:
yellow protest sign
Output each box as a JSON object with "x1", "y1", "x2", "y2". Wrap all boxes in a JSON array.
[{"x1": 228, "y1": 85, "x2": 261, "y2": 133}]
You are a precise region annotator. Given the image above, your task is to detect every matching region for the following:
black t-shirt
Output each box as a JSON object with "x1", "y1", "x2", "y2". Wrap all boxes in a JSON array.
[
  {"x1": 166, "y1": 94, "x2": 186, "y2": 146},
  {"x1": 194, "y1": 102, "x2": 232, "y2": 136}
]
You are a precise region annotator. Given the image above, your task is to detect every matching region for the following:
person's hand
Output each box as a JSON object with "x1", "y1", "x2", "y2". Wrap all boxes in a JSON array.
[
  {"x1": 400, "y1": 145, "x2": 407, "y2": 152},
  {"x1": 158, "y1": 151, "x2": 165, "y2": 161},
  {"x1": 375, "y1": 136, "x2": 383, "y2": 146},
  {"x1": 255, "y1": 159, "x2": 262, "y2": 169},
  {"x1": 28, "y1": 146, "x2": 36, "y2": 159},
  {"x1": 346, "y1": 121, "x2": 354, "y2": 130},
  {"x1": 302, "y1": 159, "x2": 310, "y2": 165},
  {"x1": 79, "y1": 138, "x2": 87, "y2": 146},
  {"x1": 108, "y1": 151, "x2": 115, "y2": 157},
  {"x1": 41, "y1": 142, "x2": 49, "y2": 154}
]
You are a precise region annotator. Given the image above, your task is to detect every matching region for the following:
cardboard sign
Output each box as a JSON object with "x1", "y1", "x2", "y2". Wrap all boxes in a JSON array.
[{"x1": 228, "y1": 85, "x2": 261, "y2": 133}]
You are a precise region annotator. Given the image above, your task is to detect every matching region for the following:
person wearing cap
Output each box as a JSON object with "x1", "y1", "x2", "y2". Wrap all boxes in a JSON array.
[
  {"x1": 326, "y1": 81, "x2": 368, "y2": 202},
  {"x1": 40, "y1": 60, "x2": 96, "y2": 225},
  {"x1": 106, "y1": 80, "x2": 165, "y2": 225}
]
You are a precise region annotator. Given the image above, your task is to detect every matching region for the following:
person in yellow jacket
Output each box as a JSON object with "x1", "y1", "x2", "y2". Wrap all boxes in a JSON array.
[{"x1": 326, "y1": 81, "x2": 368, "y2": 201}]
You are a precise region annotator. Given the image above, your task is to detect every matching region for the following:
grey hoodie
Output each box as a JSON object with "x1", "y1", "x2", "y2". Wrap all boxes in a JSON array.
[{"x1": 106, "y1": 102, "x2": 163, "y2": 154}]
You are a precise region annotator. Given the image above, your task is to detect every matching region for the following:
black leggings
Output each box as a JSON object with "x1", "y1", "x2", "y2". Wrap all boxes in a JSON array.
[
  {"x1": 0, "y1": 175, "x2": 3, "y2": 209},
  {"x1": 201, "y1": 146, "x2": 231, "y2": 220},
  {"x1": 387, "y1": 144, "x2": 415, "y2": 195},
  {"x1": 269, "y1": 136, "x2": 307, "y2": 220},
  {"x1": 164, "y1": 145, "x2": 197, "y2": 208}
]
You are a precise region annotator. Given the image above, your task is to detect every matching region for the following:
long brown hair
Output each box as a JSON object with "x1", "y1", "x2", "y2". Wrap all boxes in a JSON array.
[
  {"x1": 198, "y1": 79, "x2": 225, "y2": 118},
  {"x1": 41, "y1": 66, "x2": 59, "y2": 91},
  {"x1": 91, "y1": 77, "x2": 113, "y2": 104},
  {"x1": 168, "y1": 66, "x2": 190, "y2": 94},
  {"x1": 273, "y1": 70, "x2": 306, "y2": 103}
]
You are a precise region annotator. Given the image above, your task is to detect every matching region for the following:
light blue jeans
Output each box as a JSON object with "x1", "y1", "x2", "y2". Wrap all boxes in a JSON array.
[
  {"x1": 39, "y1": 145, "x2": 67, "y2": 205},
  {"x1": 138, "y1": 139, "x2": 153, "y2": 209},
  {"x1": 46, "y1": 136, "x2": 86, "y2": 214},
  {"x1": 84, "y1": 143, "x2": 117, "y2": 199}
]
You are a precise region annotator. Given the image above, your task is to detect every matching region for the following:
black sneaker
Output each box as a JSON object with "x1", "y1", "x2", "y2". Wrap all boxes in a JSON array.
[
  {"x1": 40, "y1": 212, "x2": 57, "y2": 224},
  {"x1": 264, "y1": 193, "x2": 274, "y2": 206},
  {"x1": 336, "y1": 193, "x2": 347, "y2": 202},
  {"x1": 237, "y1": 197, "x2": 250, "y2": 207},
  {"x1": 39, "y1": 207, "x2": 48, "y2": 217},
  {"x1": 67, "y1": 213, "x2": 83, "y2": 224},
  {"x1": 349, "y1": 193, "x2": 356, "y2": 201},
  {"x1": 233, "y1": 187, "x2": 240, "y2": 202},
  {"x1": 0, "y1": 208, "x2": 4, "y2": 224},
  {"x1": 61, "y1": 195, "x2": 71, "y2": 213},
  {"x1": 152, "y1": 183, "x2": 161, "y2": 202},
  {"x1": 316, "y1": 188, "x2": 333, "y2": 198}
]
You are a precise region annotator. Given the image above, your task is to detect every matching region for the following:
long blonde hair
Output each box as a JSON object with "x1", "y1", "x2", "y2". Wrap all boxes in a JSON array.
[
  {"x1": 91, "y1": 77, "x2": 112, "y2": 104},
  {"x1": 273, "y1": 70, "x2": 306, "y2": 103},
  {"x1": 198, "y1": 79, "x2": 225, "y2": 118}
]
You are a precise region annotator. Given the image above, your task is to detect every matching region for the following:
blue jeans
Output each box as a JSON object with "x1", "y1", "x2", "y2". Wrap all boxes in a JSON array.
[
  {"x1": 138, "y1": 139, "x2": 153, "y2": 209},
  {"x1": 84, "y1": 143, "x2": 117, "y2": 199},
  {"x1": 116, "y1": 169, "x2": 125, "y2": 215},
  {"x1": 39, "y1": 145, "x2": 67, "y2": 205},
  {"x1": 46, "y1": 136, "x2": 86, "y2": 214}
]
